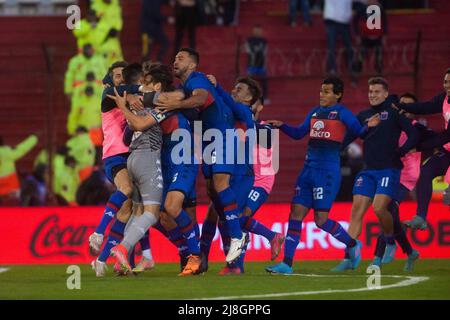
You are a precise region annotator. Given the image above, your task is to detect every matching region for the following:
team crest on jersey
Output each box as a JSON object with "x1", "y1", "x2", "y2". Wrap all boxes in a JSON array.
[
  {"x1": 380, "y1": 111, "x2": 389, "y2": 120},
  {"x1": 328, "y1": 111, "x2": 338, "y2": 119},
  {"x1": 355, "y1": 176, "x2": 364, "y2": 187}
]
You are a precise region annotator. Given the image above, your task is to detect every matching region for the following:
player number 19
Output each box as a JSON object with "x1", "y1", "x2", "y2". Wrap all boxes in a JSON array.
[{"x1": 248, "y1": 190, "x2": 260, "y2": 202}]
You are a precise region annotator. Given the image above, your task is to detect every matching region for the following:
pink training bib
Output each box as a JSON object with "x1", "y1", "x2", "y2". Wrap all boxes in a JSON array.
[
  {"x1": 101, "y1": 108, "x2": 129, "y2": 160},
  {"x1": 399, "y1": 120, "x2": 421, "y2": 191},
  {"x1": 443, "y1": 96, "x2": 450, "y2": 183},
  {"x1": 253, "y1": 121, "x2": 276, "y2": 194}
]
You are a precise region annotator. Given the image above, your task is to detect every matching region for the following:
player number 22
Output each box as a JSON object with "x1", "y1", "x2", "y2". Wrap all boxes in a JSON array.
[{"x1": 313, "y1": 187, "x2": 323, "y2": 200}]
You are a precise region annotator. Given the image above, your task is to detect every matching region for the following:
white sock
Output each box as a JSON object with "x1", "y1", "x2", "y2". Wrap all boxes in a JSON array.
[
  {"x1": 122, "y1": 211, "x2": 158, "y2": 252},
  {"x1": 142, "y1": 249, "x2": 153, "y2": 260}
]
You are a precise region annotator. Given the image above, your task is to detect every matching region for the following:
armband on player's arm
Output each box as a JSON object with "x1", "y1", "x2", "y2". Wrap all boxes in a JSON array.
[{"x1": 149, "y1": 109, "x2": 174, "y2": 123}]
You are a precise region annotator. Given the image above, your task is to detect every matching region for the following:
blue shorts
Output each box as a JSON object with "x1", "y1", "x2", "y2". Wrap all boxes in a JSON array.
[
  {"x1": 104, "y1": 153, "x2": 129, "y2": 183},
  {"x1": 245, "y1": 187, "x2": 269, "y2": 216},
  {"x1": 352, "y1": 168, "x2": 401, "y2": 200},
  {"x1": 292, "y1": 166, "x2": 341, "y2": 211},
  {"x1": 230, "y1": 174, "x2": 255, "y2": 212},
  {"x1": 201, "y1": 138, "x2": 235, "y2": 178},
  {"x1": 162, "y1": 164, "x2": 198, "y2": 209}
]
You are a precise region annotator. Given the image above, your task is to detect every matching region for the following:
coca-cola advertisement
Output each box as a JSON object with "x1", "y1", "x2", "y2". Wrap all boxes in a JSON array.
[{"x1": 0, "y1": 203, "x2": 449, "y2": 265}]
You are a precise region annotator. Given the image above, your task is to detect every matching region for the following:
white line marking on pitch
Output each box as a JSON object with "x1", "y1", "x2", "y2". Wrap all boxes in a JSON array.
[
  {"x1": 0, "y1": 268, "x2": 10, "y2": 274},
  {"x1": 197, "y1": 273, "x2": 430, "y2": 300}
]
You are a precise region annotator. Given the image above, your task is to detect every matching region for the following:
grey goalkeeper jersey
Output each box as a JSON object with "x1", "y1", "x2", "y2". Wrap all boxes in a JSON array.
[{"x1": 129, "y1": 108, "x2": 162, "y2": 151}]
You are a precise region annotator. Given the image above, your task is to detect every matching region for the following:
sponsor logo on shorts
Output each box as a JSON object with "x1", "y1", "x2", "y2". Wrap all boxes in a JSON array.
[{"x1": 356, "y1": 176, "x2": 364, "y2": 187}]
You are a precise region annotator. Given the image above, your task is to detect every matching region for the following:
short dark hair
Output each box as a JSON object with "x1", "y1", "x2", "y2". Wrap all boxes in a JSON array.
[
  {"x1": 323, "y1": 77, "x2": 344, "y2": 102},
  {"x1": 76, "y1": 126, "x2": 88, "y2": 134},
  {"x1": 179, "y1": 47, "x2": 200, "y2": 65},
  {"x1": 446, "y1": 68, "x2": 450, "y2": 75},
  {"x1": 122, "y1": 63, "x2": 143, "y2": 85},
  {"x1": 144, "y1": 63, "x2": 175, "y2": 92},
  {"x1": 368, "y1": 76, "x2": 389, "y2": 91},
  {"x1": 400, "y1": 92, "x2": 418, "y2": 103},
  {"x1": 108, "y1": 61, "x2": 128, "y2": 78},
  {"x1": 236, "y1": 76, "x2": 262, "y2": 105}
]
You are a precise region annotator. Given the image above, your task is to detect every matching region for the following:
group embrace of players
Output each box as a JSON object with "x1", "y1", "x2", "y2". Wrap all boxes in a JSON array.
[{"x1": 88, "y1": 47, "x2": 450, "y2": 277}]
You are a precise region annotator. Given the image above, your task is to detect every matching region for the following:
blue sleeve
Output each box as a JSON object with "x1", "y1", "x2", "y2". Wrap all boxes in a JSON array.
[
  {"x1": 341, "y1": 112, "x2": 365, "y2": 149},
  {"x1": 188, "y1": 75, "x2": 212, "y2": 92},
  {"x1": 341, "y1": 108, "x2": 368, "y2": 138},
  {"x1": 397, "y1": 113, "x2": 419, "y2": 157},
  {"x1": 216, "y1": 83, "x2": 235, "y2": 109},
  {"x1": 279, "y1": 109, "x2": 315, "y2": 140},
  {"x1": 123, "y1": 125, "x2": 133, "y2": 146}
]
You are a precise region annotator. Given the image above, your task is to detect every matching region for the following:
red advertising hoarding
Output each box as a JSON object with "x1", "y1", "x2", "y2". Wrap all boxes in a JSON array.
[{"x1": 0, "y1": 202, "x2": 449, "y2": 264}]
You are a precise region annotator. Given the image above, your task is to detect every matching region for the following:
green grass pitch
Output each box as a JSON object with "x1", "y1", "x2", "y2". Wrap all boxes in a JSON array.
[{"x1": 1, "y1": 259, "x2": 450, "y2": 300}]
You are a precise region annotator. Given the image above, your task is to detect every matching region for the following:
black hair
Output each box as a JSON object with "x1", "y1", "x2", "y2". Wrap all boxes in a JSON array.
[
  {"x1": 108, "y1": 61, "x2": 128, "y2": 78},
  {"x1": 323, "y1": 77, "x2": 344, "y2": 102},
  {"x1": 400, "y1": 92, "x2": 418, "y2": 103},
  {"x1": 446, "y1": 68, "x2": 450, "y2": 75},
  {"x1": 179, "y1": 48, "x2": 200, "y2": 65},
  {"x1": 122, "y1": 63, "x2": 143, "y2": 85},
  {"x1": 76, "y1": 126, "x2": 88, "y2": 134},
  {"x1": 236, "y1": 76, "x2": 262, "y2": 105},
  {"x1": 86, "y1": 71, "x2": 95, "y2": 82},
  {"x1": 144, "y1": 63, "x2": 175, "y2": 92},
  {"x1": 85, "y1": 86, "x2": 94, "y2": 95}
]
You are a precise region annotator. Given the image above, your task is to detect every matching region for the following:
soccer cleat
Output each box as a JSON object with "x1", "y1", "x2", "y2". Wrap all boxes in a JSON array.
[
  {"x1": 348, "y1": 240, "x2": 362, "y2": 269},
  {"x1": 198, "y1": 252, "x2": 209, "y2": 274},
  {"x1": 132, "y1": 257, "x2": 155, "y2": 273},
  {"x1": 226, "y1": 233, "x2": 248, "y2": 263},
  {"x1": 381, "y1": 243, "x2": 397, "y2": 264},
  {"x1": 404, "y1": 215, "x2": 428, "y2": 230},
  {"x1": 404, "y1": 249, "x2": 420, "y2": 272},
  {"x1": 265, "y1": 262, "x2": 293, "y2": 275},
  {"x1": 370, "y1": 256, "x2": 382, "y2": 267},
  {"x1": 179, "y1": 254, "x2": 189, "y2": 272},
  {"x1": 331, "y1": 259, "x2": 353, "y2": 272},
  {"x1": 178, "y1": 254, "x2": 202, "y2": 276},
  {"x1": 110, "y1": 244, "x2": 132, "y2": 274},
  {"x1": 270, "y1": 233, "x2": 286, "y2": 261},
  {"x1": 218, "y1": 266, "x2": 242, "y2": 275},
  {"x1": 88, "y1": 232, "x2": 104, "y2": 255},
  {"x1": 91, "y1": 259, "x2": 107, "y2": 277}
]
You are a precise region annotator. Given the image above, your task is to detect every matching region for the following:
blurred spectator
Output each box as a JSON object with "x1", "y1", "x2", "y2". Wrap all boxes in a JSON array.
[
  {"x1": 100, "y1": 28, "x2": 124, "y2": 67},
  {"x1": 245, "y1": 24, "x2": 269, "y2": 103},
  {"x1": 353, "y1": 0, "x2": 387, "y2": 76},
  {"x1": 289, "y1": 0, "x2": 312, "y2": 27},
  {"x1": 20, "y1": 164, "x2": 49, "y2": 207},
  {"x1": 64, "y1": 43, "x2": 107, "y2": 101},
  {"x1": 217, "y1": 0, "x2": 238, "y2": 26},
  {"x1": 141, "y1": 0, "x2": 170, "y2": 63},
  {"x1": 54, "y1": 155, "x2": 80, "y2": 206},
  {"x1": 91, "y1": 0, "x2": 123, "y2": 32},
  {"x1": 173, "y1": 0, "x2": 199, "y2": 54},
  {"x1": 66, "y1": 126, "x2": 97, "y2": 183},
  {"x1": 0, "y1": 134, "x2": 38, "y2": 206},
  {"x1": 73, "y1": 9, "x2": 101, "y2": 50},
  {"x1": 76, "y1": 170, "x2": 114, "y2": 205},
  {"x1": 323, "y1": 0, "x2": 354, "y2": 75},
  {"x1": 67, "y1": 85, "x2": 102, "y2": 141}
]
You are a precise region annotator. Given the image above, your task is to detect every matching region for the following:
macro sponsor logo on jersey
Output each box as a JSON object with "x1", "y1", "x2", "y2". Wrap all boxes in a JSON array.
[
  {"x1": 310, "y1": 120, "x2": 331, "y2": 139},
  {"x1": 30, "y1": 214, "x2": 96, "y2": 258}
]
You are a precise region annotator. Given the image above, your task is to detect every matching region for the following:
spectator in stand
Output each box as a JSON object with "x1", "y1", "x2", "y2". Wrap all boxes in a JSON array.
[
  {"x1": 289, "y1": 0, "x2": 312, "y2": 27},
  {"x1": 0, "y1": 134, "x2": 38, "y2": 206},
  {"x1": 76, "y1": 170, "x2": 114, "y2": 205},
  {"x1": 100, "y1": 28, "x2": 124, "y2": 67},
  {"x1": 217, "y1": 0, "x2": 239, "y2": 26},
  {"x1": 245, "y1": 24, "x2": 269, "y2": 103},
  {"x1": 141, "y1": 0, "x2": 170, "y2": 63},
  {"x1": 20, "y1": 164, "x2": 49, "y2": 207},
  {"x1": 66, "y1": 126, "x2": 97, "y2": 183},
  {"x1": 323, "y1": 0, "x2": 354, "y2": 75},
  {"x1": 54, "y1": 155, "x2": 80, "y2": 206},
  {"x1": 353, "y1": 0, "x2": 387, "y2": 76},
  {"x1": 173, "y1": 0, "x2": 199, "y2": 54}
]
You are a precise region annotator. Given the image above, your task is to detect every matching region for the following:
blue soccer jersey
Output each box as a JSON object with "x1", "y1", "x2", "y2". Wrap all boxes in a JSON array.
[{"x1": 282, "y1": 104, "x2": 368, "y2": 210}]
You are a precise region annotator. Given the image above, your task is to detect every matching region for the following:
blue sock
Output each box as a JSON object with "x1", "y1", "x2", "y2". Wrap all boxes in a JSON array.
[
  {"x1": 168, "y1": 226, "x2": 189, "y2": 257},
  {"x1": 245, "y1": 217, "x2": 276, "y2": 242},
  {"x1": 95, "y1": 190, "x2": 128, "y2": 234},
  {"x1": 218, "y1": 188, "x2": 242, "y2": 239},
  {"x1": 152, "y1": 221, "x2": 169, "y2": 238},
  {"x1": 200, "y1": 219, "x2": 217, "y2": 258},
  {"x1": 175, "y1": 210, "x2": 200, "y2": 255},
  {"x1": 384, "y1": 234, "x2": 395, "y2": 245},
  {"x1": 283, "y1": 219, "x2": 302, "y2": 267},
  {"x1": 318, "y1": 219, "x2": 356, "y2": 248},
  {"x1": 139, "y1": 230, "x2": 150, "y2": 251},
  {"x1": 218, "y1": 219, "x2": 231, "y2": 256},
  {"x1": 98, "y1": 219, "x2": 126, "y2": 262}
]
